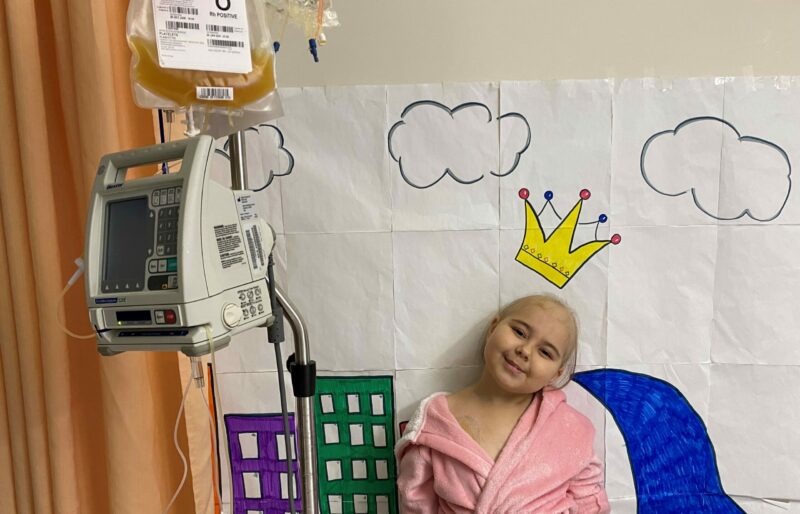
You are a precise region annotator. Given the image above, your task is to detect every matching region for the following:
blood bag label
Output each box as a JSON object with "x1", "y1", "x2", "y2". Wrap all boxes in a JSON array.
[
  {"x1": 152, "y1": 0, "x2": 252, "y2": 73},
  {"x1": 214, "y1": 223, "x2": 246, "y2": 269}
]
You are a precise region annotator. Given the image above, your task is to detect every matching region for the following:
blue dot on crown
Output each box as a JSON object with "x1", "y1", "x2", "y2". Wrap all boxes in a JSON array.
[
  {"x1": 599, "y1": 214, "x2": 608, "y2": 223},
  {"x1": 544, "y1": 191, "x2": 554, "y2": 200}
]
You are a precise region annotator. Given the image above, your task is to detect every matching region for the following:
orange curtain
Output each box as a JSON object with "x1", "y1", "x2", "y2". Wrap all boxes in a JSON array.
[{"x1": 0, "y1": 0, "x2": 200, "y2": 512}]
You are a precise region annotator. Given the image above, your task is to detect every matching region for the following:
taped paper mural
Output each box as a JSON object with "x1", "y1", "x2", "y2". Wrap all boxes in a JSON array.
[{"x1": 199, "y1": 78, "x2": 800, "y2": 514}]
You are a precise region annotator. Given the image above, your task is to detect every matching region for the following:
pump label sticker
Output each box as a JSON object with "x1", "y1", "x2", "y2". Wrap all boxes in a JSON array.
[
  {"x1": 214, "y1": 223, "x2": 246, "y2": 269},
  {"x1": 243, "y1": 222, "x2": 266, "y2": 274},
  {"x1": 235, "y1": 192, "x2": 259, "y2": 221},
  {"x1": 151, "y1": 0, "x2": 252, "y2": 73}
]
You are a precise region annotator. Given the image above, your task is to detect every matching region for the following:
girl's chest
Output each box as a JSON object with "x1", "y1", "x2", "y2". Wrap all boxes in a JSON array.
[{"x1": 455, "y1": 411, "x2": 522, "y2": 462}]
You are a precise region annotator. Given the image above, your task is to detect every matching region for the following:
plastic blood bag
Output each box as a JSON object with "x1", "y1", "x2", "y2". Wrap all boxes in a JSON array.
[
  {"x1": 127, "y1": 0, "x2": 279, "y2": 115},
  {"x1": 128, "y1": 36, "x2": 276, "y2": 109}
]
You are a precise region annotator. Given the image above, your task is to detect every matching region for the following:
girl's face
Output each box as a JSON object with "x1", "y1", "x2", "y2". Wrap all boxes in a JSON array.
[{"x1": 482, "y1": 301, "x2": 573, "y2": 396}]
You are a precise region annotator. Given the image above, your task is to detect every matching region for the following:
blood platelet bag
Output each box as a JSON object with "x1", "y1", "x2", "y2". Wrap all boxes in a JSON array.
[{"x1": 127, "y1": 0, "x2": 279, "y2": 115}]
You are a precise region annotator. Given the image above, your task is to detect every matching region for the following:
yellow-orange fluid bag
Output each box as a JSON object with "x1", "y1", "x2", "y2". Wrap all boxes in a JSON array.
[{"x1": 127, "y1": 0, "x2": 280, "y2": 121}]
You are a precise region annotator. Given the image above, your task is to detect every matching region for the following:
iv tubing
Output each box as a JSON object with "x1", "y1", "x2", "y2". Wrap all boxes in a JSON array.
[
  {"x1": 56, "y1": 258, "x2": 95, "y2": 339},
  {"x1": 161, "y1": 366, "x2": 194, "y2": 514},
  {"x1": 199, "y1": 385, "x2": 223, "y2": 514},
  {"x1": 205, "y1": 324, "x2": 232, "y2": 514}
]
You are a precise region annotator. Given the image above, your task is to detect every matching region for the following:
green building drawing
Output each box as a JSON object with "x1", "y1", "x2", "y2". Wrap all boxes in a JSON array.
[{"x1": 315, "y1": 376, "x2": 398, "y2": 514}]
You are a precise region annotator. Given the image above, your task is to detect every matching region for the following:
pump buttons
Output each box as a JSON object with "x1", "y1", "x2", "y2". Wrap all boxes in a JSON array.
[{"x1": 222, "y1": 303, "x2": 243, "y2": 328}]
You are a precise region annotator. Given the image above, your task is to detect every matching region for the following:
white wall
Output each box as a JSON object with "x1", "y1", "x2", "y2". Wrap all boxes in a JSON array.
[{"x1": 274, "y1": 0, "x2": 800, "y2": 87}]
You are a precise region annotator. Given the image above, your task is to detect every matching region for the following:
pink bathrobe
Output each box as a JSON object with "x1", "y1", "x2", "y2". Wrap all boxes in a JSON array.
[{"x1": 395, "y1": 390, "x2": 610, "y2": 514}]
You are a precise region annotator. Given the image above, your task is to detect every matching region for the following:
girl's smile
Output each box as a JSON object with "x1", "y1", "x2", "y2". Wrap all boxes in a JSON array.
[{"x1": 503, "y1": 354, "x2": 526, "y2": 375}]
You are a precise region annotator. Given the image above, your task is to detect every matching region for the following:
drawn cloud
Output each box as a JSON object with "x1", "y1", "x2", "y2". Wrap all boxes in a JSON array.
[
  {"x1": 388, "y1": 100, "x2": 531, "y2": 189},
  {"x1": 640, "y1": 117, "x2": 791, "y2": 222},
  {"x1": 216, "y1": 123, "x2": 294, "y2": 191}
]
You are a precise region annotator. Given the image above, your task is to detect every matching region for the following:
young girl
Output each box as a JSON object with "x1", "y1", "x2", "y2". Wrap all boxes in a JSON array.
[{"x1": 395, "y1": 294, "x2": 610, "y2": 513}]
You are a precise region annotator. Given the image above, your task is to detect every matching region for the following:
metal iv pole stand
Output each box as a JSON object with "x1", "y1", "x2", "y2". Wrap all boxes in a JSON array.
[{"x1": 228, "y1": 130, "x2": 320, "y2": 514}]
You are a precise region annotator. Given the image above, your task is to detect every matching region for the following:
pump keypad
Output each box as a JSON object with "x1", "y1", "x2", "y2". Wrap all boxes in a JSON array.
[
  {"x1": 156, "y1": 206, "x2": 180, "y2": 257},
  {"x1": 146, "y1": 186, "x2": 181, "y2": 291}
]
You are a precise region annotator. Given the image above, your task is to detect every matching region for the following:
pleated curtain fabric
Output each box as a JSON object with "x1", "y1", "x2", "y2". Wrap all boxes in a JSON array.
[{"x1": 0, "y1": 1, "x2": 203, "y2": 512}]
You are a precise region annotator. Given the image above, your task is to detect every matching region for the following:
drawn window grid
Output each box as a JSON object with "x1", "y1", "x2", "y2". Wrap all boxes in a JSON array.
[
  {"x1": 372, "y1": 424, "x2": 387, "y2": 448},
  {"x1": 328, "y1": 494, "x2": 343, "y2": 514},
  {"x1": 346, "y1": 392, "x2": 361, "y2": 414},
  {"x1": 354, "y1": 494, "x2": 369, "y2": 514},
  {"x1": 370, "y1": 393, "x2": 385, "y2": 416},
  {"x1": 315, "y1": 381, "x2": 397, "y2": 486},
  {"x1": 326, "y1": 459, "x2": 343, "y2": 481},
  {"x1": 320, "y1": 393, "x2": 335, "y2": 414},
  {"x1": 348, "y1": 423, "x2": 365, "y2": 446},
  {"x1": 323, "y1": 423, "x2": 340, "y2": 445},
  {"x1": 238, "y1": 431, "x2": 260, "y2": 459},
  {"x1": 351, "y1": 459, "x2": 368, "y2": 480},
  {"x1": 275, "y1": 432, "x2": 297, "y2": 461},
  {"x1": 376, "y1": 495, "x2": 390, "y2": 514},
  {"x1": 280, "y1": 472, "x2": 298, "y2": 500},
  {"x1": 243, "y1": 471, "x2": 262, "y2": 499},
  {"x1": 375, "y1": 459, "x2": 389, "y2": 480}
]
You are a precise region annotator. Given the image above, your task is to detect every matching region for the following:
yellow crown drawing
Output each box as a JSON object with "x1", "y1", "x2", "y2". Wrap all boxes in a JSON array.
[{"x1": 516, "y1": 188, "x2": 621, "y2": 289}]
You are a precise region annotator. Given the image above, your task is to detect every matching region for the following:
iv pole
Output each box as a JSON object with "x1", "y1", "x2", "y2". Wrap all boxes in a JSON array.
[{"x1": 228, "y1": 130, "x2": 320, "y2": 514}]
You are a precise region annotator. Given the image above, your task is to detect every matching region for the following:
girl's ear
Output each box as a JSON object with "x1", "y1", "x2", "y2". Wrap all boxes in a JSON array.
[
  {"x1": 484, "y1": 316, "x2": 500, "y2": 342},
  {"x1": 549, "y1": 366, "x2": 565, "y2": 385}
]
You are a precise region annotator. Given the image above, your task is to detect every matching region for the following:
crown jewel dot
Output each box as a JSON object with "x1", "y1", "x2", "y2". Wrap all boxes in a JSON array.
[
  {"x1": 580, "y1": 189, "x2": 591, "y2": 200},
  {"x1": 611, "y1": 234, "x2": 622, "y2": 245},
  {"x1": 599, "y1": 214, "x2": 608, "y2": 223},
  {"x1": 519, "y1": 188, "x2": 530, "y2": 200},
  {"x1": 544, "y1": 191, "x2": 554, "y2": 200}
]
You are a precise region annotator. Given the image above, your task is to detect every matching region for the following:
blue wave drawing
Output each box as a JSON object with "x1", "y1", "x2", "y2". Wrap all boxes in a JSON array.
[{"x1": 573, "y1": 369, "x2": 745, "y2": 513}]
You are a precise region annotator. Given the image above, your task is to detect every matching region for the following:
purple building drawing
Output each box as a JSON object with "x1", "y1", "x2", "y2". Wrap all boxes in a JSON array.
[{"x1": 225, "y1": 414, "x2": 302, "y2": 514}]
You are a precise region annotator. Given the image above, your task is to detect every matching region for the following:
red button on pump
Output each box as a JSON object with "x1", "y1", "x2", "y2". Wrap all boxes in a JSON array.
[{"x1": 164, "y1": 310, "x2": 176, "y2": 324}]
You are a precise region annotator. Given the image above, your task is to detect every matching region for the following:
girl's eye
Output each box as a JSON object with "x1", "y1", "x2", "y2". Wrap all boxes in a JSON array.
[
  {"x1": 512, "y1": 327, "x2": 525, "y2": 338},
  {"x1": 540, "y1": 349, "x2": 553, "y2": 359}
]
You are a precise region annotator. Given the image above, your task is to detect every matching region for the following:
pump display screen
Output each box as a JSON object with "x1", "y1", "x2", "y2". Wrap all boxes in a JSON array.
[{"x1": 102, "y1": 197, "x2": 151, "y2": 292}]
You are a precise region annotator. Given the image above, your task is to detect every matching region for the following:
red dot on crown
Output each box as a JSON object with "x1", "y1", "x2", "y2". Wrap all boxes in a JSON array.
[
  {"x1": 611, "y1": 234, "x2": 622, "y2": 245},
  {"x1": 519, "y1": 188, "x2": 530, "y2": 200},
  {"x1": 580, "y1": 189, "x2": 591, "y2": 200}
]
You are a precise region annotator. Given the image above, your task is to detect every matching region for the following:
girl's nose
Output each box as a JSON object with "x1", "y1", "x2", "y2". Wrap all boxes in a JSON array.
[{"x1": 515, "y1": 346, "x2": 529, "y2": 361}]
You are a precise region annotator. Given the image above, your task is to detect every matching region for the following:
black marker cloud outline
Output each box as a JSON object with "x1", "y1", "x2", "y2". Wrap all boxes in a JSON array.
[
  {"x1": 216, "y1": 123, "x2": 295, "y2": 192},
  {"x1": 640, "y1": 116, "x2": 792, "y2": 222},
  {"x1": 388, "y1": 100, "x2": 532, "y2": 189}
]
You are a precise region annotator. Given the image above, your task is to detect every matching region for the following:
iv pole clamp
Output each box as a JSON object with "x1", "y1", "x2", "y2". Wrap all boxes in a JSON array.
[{"x1": 227, "y1": 130, "x2": 320, "y2": 514}]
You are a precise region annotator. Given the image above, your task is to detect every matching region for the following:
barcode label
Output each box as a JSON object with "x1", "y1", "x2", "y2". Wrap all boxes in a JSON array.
[
  {"x1": 166, "y1": 21, "x2": 200, "y2": 30},
  {"x1": 206, "y1": 24, "x2": 235, "y2": 33},
  {"x1": 169, "y1": 6, "x2": 198, "y2": 15},
  {"x1": 208, "y1": 39, "x2": 245, "y2": 48},
  {"x1": 152, "y1": 0, "x2": 252, "y2": 73},
  {"x1": 196, "y1": 87, "x2": 234, "y2": 100},
  {"x1": 244, "y1": 227, "x2": 262, "y2": 272},
  {"x1": 252, "y1": 225, "x2": 266, "y2": 269}
]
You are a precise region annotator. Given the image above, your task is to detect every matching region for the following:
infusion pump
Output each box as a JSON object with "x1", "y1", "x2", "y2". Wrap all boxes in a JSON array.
[{"x1": 84, "y1": 136, "x2": 275, "y2": 356}]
